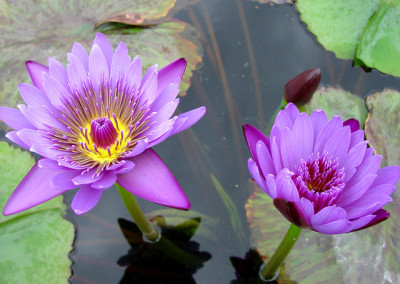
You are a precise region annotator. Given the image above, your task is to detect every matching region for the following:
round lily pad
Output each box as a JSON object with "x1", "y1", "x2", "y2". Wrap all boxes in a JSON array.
[{"x1": 0, "y1": 142, "x2": 74, "y2": 283}]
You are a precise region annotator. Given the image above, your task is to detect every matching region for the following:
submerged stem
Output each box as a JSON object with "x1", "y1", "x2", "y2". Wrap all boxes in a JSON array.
[
  {"x1": 116, "y1": 183, "x2": 159, "y2": 242},
  {"x1": 260, "y1": 224, "x2": 302, "y2": 281}
]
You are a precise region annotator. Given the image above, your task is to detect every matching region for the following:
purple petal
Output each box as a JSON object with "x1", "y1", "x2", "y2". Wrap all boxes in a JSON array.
[
  {"x1": 292, "y1": 113, "x2": 313, "y2": 161},
  {"x1": 148, "y1": 100, "x2": 179, "y2": 125},
  {"x1": 17, "y1": 129, "x2": 47, "y2": 148},
  {"x1": 275, "y1": 169, "x2": 300, "y2": 202},
  {"x1": 71, "y1": 185, "x2": 103, "y2": 215},
  {"x1": 284, "y1": 103, "x2": 301, "y2": 124},
  {"x1": 110, "y1": 41, "x2": 130, "y2": 81},
  {"x1": 343, "y1": 196, "x2": 391, "y2": 220},
  {"x1": 343, "y1": 118, "x2": 360, "y2": 132},
  {"x1": 71, "y1": 42, "x2": 89, "y2": 71},
  {"x1": 346, "y1": 150, "x2": 381, "y2": 188},
  {"x1": 67, "y1": 53, "x2": 88, "y2": 94},
  {"x1": 139, "y1": 66, "x2": 158, "y2": 105},
  {"x1": 274, "y1": 109, "x2": 294, "y2": 131},
  {"x1": 313, "y1": 116, "x2": 342, "y2": 154},
  {"x1": 51, "y1": 171, "x2": 79, "y2": 190},
  {"x1": 92, "y1": 171, "x2": 117, "y2": 190},
  {"x1": 92, "y1": 33, "x2": 113, "y2": 69},
  {"x1": 256, "y1": 140, "x2": 275, "y2": 177},
  {"x1": 270, "y1": 136, "x2": 283, "y2": 173},
  {"x1": 48, "y1": 58, "x2": 71, "y2": 93},
  {"x1": 157, "y1": 58, "x2": 186, "y2": 96},
  {"x1": 30, "y1": 144, "x2": 67, "y2": 159},
  {"x1": 371, "y1": 165, "x2": 400, "y2": 187},
  {"x1": 273, "y1": 198, "x2": 311, "y2": 228},
  {"x1": 43, "y1": 75, "x2": 70, "y2": 108},
  {"x1": 126, "y1": 56, "x2": 142, "y2": 92},
  {"x1": 243, "y1": 123, "x2": 271, "y2": 165},
  {"x1": 0, "y1": 107, "x2": 34, "y2": 130},
  {"x1": 150, "y1": 79, "x2": 180, "y2": 113},
  {"x1": 265, "y1": 174, "x2": 277, "y2": 198},
  {"x1": 25, "y1": 61, "x2": 49, "y2": 91},
  {"x1": 343, "y1": 141, "x2": 367, "y2": 172},
  {"x1": 280, "y1": 128, "x2": 297, "y2": 170},
  {"x1": 323, "y1": 126, "x2": 351, "y2": 166},
  {"x1": 21, "y1": 105, "x2": 67, "y2": 131},
  {"x1": 116, "y1": 148, "x2": 190, "y2": 210},
  {"x1": 309, "y1": 109, "x2": 328, "y2": 145},
  {"x1": 349, "y1": 214, "x2": 376, "y2": 231},
  {"x1": 89, "y1": 44, "x2": 110, "y2": 89},
  {"x1": 18, "y1": 83, "x2": 51, "y2": 109},
  {"x1": 351, "y1": 209, "x2": 390, "y2": 232},
  {"x1": 248, "y1": 158, "x2": 268, "y2": 194},
  {"x1": 349, "y1": 129, "x2": 365, "y2": 149},
  {"x1": 72, "y1": 169, "x2": 104, "y2": 185},
  {"x1": 115, "y1": 160, "x2": 135, "y2": 174},
  {"x1": 3, "y1": 162, "x2": 67, "y2": 215},
  {"x1": 310, "y1": 205, "x2": 346, "y2": 225},
  {"x1": 311, "y1": 219, "x2": 353, "y2": 234},
  {"x1": 123, "y1": 139, "x2": 148, "y2": 158},
  {"x1": 5, "y1": 131, "x2": 29, "y2": 148},
  {"x1": 170, "y1": 106, "x2": 206, "y2": 136},
  {"x1": 38, "y1": 158, "x2": 64, "y2": 170},
  {"x1": 336, "y1": 174, "x2": 376, "y2": 207}
]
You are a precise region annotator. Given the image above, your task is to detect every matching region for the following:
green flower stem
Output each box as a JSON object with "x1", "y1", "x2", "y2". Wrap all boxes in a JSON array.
[
  {"x1": 260, "y1": 224, "x2": 302, "y2": 281},
  {"x1": 116, "y1": 183, "x2": 159, "y2": 242},
  {"x1": 116, "y1": 183, "x2": 205, "y2": 267}
]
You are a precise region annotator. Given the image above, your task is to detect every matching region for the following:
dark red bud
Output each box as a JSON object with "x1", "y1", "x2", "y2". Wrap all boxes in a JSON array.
[{"x1": 284, "y1": 68, "x2": 321, "y2": 105}]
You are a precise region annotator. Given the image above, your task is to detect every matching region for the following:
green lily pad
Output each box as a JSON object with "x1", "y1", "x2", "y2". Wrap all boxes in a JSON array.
[
  {"x1": 0, "y1": 142, "x2": 74, "y2": 283},
  {"x1": 297, "y1": 0, "x2": 400, "y2": 76},
  {"x1": 0, "y1": 0, "x2": 202, "y2": 107},
  {"x1": 246, "y1": 183, "x2": 344, "y2": 283},
  {"x1": 332, "y1": 89, "x2": 400, "y2": 283},
  {"x1": 301, "y1": 86, "x2": 368, "y2": 129},
  {"x1": 146, "y1": 208, "x2": 220, "y2": 242}
]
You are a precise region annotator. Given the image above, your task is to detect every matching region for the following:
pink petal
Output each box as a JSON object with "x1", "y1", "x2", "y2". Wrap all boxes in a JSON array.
[
  {"x1": 71, "y1": 185, "x2": 103, "y2": 215},
  {"x1": 116, "y1": 148, "x2": 190, "y2": 210},
  {"x1": 3, "y1": 162, "x2": 67, "y2": 215},
  {"x1": 25, "y1": 61, "x2": 49, "y2": 91}
]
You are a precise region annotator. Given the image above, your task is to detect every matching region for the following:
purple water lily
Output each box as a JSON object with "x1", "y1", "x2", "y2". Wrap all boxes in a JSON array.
[
  {"x1": 244, "y1": 103, "x2": 400, "y2": 234},
  {"x1": 0, "y1": 33, "x2": 205, "y2": 215}
]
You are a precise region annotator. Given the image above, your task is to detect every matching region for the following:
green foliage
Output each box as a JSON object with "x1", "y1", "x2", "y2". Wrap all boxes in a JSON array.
[
  {"x1": 0, "y1": 0, "x2": 202, "y2": 107},
  {"x1": 0, "y1": 142, "x2": 74, "y2": 284},
  {"x1": 297, "y1": 0, "x2": 400, "y2": 76}
]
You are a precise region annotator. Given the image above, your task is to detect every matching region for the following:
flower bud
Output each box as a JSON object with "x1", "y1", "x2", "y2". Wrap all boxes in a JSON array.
[{"x1": 284, "y1": 68, "x2": 321, "y2": 105}]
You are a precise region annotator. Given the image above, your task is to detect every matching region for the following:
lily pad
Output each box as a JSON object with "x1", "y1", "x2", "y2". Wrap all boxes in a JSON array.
[
  {"x1": 332, "y1": 89, "x2": 400, "y2": 283},
  {"x1": 301, "y1": 86, "x2": 368, "y2": 129},
  {"x1": 297, "y1": 0, "x2": 400, "y2": 76},
  {"x1": 0, "y1": 0, "x2": 202, "y2": 107},
  {"x1": 0, "y1": 142, "x2": 74, "y2": 283},
  {"x1": 246, "y1": 183, "x2": 344, "y2": 283}
]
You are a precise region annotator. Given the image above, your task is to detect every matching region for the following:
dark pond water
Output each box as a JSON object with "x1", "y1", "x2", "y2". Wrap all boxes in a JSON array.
[{"x1": 3, "y1": 0, "x2": 400, "y2": 283}]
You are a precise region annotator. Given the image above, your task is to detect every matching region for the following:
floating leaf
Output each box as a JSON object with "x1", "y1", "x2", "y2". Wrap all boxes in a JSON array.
[
  {"x1": 297, "y1": 0, "x2": 400, "y2": 76},
  {"x1": 146, "y1": 208, "x2": 220, "y2": 242},
  {"x1": 332, "y1": 89, "x2": 400, "y2": 283},
  {"x1": 246, "y1": 183, "x2": 344, "y2": 283},
  {"x1": 301, "y1": 86, "x2": 368, "y2": 129},
  {"x1": 0, "y1": 0, "x2": 202, "y2": 107},
  {"x1": 0, "y1": 142, "x2": 74, "y2": 283}
]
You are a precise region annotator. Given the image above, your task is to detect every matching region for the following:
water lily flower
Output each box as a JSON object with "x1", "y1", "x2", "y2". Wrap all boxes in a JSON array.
[
  {"x1": 0, "y1": 33, "x2": 205, "y2": 215},
  {"x1": 243, "y1": 103, "x2": 400, "y2": 234}
]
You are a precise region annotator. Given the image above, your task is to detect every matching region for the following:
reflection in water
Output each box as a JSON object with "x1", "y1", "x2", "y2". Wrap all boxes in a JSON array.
[{"x1": 118, "y1": 217, "x2": 211, "y2": 283}]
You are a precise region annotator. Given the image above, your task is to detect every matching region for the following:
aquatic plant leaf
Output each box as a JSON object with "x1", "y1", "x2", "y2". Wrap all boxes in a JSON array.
[
  {"x1": 0, "y1": 142, "x2": 74, "y2": 283},
  {"x1": 246, "y1": 182, "x2": 344, "y2": 283},
  {"x1": 301, "y1": 86, "x2": 368, "y2": 129},
  {"x1": 210, "y1": 173, "x2": 247, "y2": 245},
  {"x1": 146, "y1": 208, "x2": 220, "y2": 242},
  {"x1": 0, "y1": 0, "x2": 202, "y2": 107},
  {"x1": 297, "y1": 0, "x2": 400, "y2": 76},
  {"x1": 332, "y1": 89, "x2": 400, "y2": 283}
]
